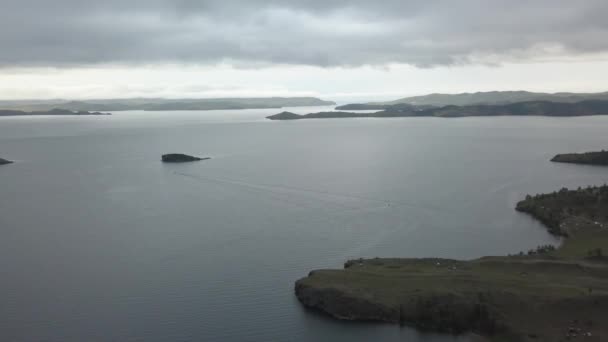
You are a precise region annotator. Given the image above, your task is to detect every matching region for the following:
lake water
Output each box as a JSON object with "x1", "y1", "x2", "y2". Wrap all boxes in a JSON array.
[{"x1": 1, "y1": 106, "x2": 608, "y2": 341}]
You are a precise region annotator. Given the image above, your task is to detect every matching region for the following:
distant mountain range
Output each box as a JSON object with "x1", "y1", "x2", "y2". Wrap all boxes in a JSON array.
[
  {"x1": 0, "y1": 97, "x2": 335, "y2": 112},
  {"x1": 364, "y1": 91, "x2": 608, "y2": 107},
  {"x1": 268, "y1": 100, "x2": 608, "y2": 120}
]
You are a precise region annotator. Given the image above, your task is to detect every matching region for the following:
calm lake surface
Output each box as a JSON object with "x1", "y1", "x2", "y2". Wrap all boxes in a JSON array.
[{"x1": 2, "y1": 106, "x2": 608, "y2": 341}]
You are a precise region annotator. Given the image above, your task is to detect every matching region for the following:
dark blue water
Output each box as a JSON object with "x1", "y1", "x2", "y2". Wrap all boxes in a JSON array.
[{"x1": 1, "y1": 107, "x2": 607, "y2": 341}]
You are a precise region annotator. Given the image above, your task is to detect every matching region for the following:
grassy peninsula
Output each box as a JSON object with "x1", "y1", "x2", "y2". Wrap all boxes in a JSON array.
[
  {"x1": 295, "y1": 185, "x2": 608, "y2": 341},
  {"x1": 551, "y1": 151, "x2": 608, "y2": 166}
]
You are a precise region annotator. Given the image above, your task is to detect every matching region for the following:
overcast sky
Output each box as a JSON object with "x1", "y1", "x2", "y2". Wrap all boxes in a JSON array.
[{"x1": 2, "y1": 0, "x2": 608, "y2": 101}]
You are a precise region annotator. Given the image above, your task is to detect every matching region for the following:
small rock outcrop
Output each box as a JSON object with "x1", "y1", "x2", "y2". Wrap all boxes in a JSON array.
[
  {"x1": 161, "y1": 154, "x2": 209, "y2": 163},
  {"x1": 0, "y1": 158, "x2": 13, "y2": 165},
  {"x1": 266, "y1": 111, "x2": 303, "y2": 120}
]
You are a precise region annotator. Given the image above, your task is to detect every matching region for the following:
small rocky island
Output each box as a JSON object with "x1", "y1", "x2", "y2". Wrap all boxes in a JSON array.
[
  {"x1": 161, "y1": 154, "x2": 210, "y2": 163},
  {"x1": 266, "y1": 111, "x2": 306, "y2": 120},
  {"x1": 0, "y1": 109, "x2": 110, "y2": 116},
  {"x1": 551, "y1": 151, "x2": 608, "y2": 166},
  {"x1": 296, "y1": 185, "x2": 608, "y2": 341},
  {"x1": 0, "y1": 158, "x2": 13, "y2": 165}
]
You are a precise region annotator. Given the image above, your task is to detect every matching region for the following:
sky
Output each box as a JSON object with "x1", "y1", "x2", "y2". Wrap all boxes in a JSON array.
[{"x1": 1, "y1": 0, "x2": 608, "y2": 102}]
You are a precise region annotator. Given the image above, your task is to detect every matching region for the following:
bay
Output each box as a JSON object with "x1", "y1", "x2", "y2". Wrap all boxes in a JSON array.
[{"x1": 2, "y1": 106, "x2": 607, "y2": 341}]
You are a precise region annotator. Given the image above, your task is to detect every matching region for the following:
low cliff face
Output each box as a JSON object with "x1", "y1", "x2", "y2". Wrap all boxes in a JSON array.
[
  {"x1": 295, "y1": 277, "x2": 505, "y2": 334},
  {"x1": 295, "y1": 257, "x2": 608, "y2": 341},
  {"x1": 295, "y1": 275, "x2": 399, "y2": 323},
  {"x1": 295, "y1": 260, "x2": 510, "y2": 336}
]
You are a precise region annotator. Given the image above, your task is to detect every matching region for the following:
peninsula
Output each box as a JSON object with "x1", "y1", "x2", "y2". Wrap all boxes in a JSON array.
[
  {"x1": 295, "y1": 185, "x2": 608, "y2": 341},
  {"x1": 268, "y1": 100, "x2": 608, "y2": 120},
  {"x1": 551, "y1": 151, "x2": 608, "y2": 166},
  {"x1": 0, "y1": 109, "x2": 110, "y2": 116}
]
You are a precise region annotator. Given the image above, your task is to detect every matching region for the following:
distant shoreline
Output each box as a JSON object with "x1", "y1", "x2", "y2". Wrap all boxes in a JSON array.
[
  {"x1": 267, "y1": 100, "x2": 608, "y2": 120},
  {"x1": 0, "y1": 97, "x2": 335, "y2": 113},
  {"x1": 0, "y1": 109, "x2": 110, "y2": 117}
]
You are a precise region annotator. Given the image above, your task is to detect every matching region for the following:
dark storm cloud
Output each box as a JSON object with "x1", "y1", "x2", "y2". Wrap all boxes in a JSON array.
[{"x1": 1, "y1": 0, "x2": 607, "y2": 68}]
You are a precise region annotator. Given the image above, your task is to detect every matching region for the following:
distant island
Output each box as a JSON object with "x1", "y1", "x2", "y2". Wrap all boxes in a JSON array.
[
  {"x1": 334, "y1": 103, "x2": 434, "y2": 111},
  {"x1": 0, "y1": 109, "x2": 110, "y2": 116},
  {"x1": 0, "y1": 97, "x2": 335, "y2": 112},
  {"x1": 296, "y1": 185, "x2": 608, "y2": 341},
  {"x1": 551, "y1": 151, "x2": 608, "y2": 166},
  {"x1": 268, "y1": 100, "x2": 608, "y2": 120},
  {"x1": 0, "y1": 158, "x2": 13, "y2": 165},
  {"x1": 268, "y1": 111, "x2": 376, "y2": 120},
  {"x1": 161, "y1": 154, "x2": 210, "y2": 163},
  {"x1": 334, "y1": 103, "x2": 399, "y2": 111},
  {"x1": 357, "y1": 90, "x2": 608, "y2": 107}
]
